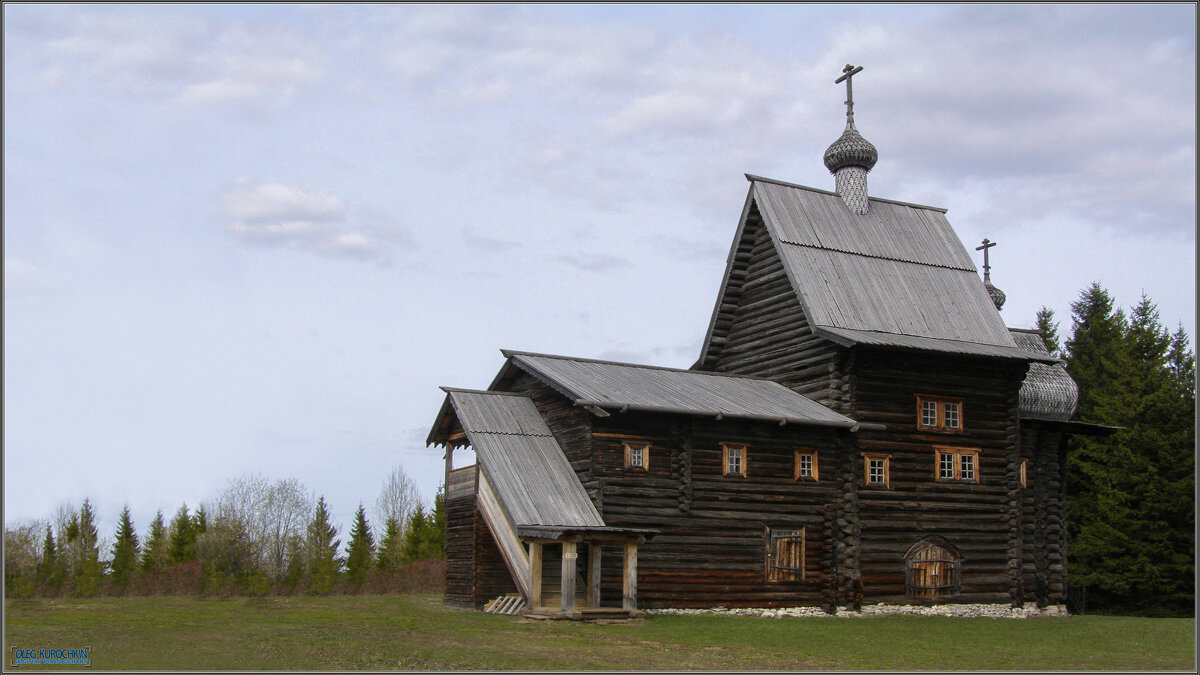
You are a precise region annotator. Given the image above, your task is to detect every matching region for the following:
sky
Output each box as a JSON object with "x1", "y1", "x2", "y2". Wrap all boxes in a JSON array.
[{"x1": 5, "y1": 3, "x2": 1196, "y2": 545}]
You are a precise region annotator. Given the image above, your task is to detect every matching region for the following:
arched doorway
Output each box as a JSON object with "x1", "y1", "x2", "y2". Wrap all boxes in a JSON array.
[{"x1": 906, "y1": 539, "x2": 960, "y2": 599}]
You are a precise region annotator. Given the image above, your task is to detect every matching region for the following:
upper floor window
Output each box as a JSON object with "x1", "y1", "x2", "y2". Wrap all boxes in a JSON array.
[
  {"x1": 623, "y1": 441, "x2": 650, "y2": 471},
  {"x1": 863, "y1": 453, "x2": 891, "y2": 488},
  {"x1": 722, "y1": 443, "x2": 747, "y2": 477},
  {"x1": 935, "y1": 447, "x2": 980, "y2": 483},
  {"x1": 917, "y1": 395, "x2": 965, "y2": 433},
  {"x1": 794, "y1": 449, "x2": 819, "y2": 481}
]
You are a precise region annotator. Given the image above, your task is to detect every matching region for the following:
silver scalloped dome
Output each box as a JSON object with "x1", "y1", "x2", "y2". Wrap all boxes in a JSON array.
[
  {"x1": 823, "y1": 123, "x2": 878, "y2": 173},
  {"x1": 985, "y1": 281, "x2": 1006, "y2": 311}
]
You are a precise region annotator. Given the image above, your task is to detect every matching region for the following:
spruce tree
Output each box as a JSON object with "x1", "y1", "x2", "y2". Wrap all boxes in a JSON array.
[
  {"x1": 344, "y1": 504, "x2": 375, "y2": 590},
  {"x1": 375, "y1": 517, "x2": 402, "y2": 572},
  {"x1": 141, "y1": 511, "x2": 168, "y2": 572},
  {"x1": 429, "y1": 485, "x2": 446, "y2": 559},
  {"x1": 1065, "y1": 285, "x2": 1196, "y2": 615},
  {"x1": 167, "y1": 504, "x2": 198, "y2": 564},
  {"x1": 401, "y1": 504, "x2": 431, "y2": 563},
  {"x1": 37, "y1": 527, "x2": 66, "y2": 594},
  {"x1": 304, "y1": 496, "x2": 341, "y2": 594},
  {"x1": 1035, "y1": 306, "x2": 1062, "y2": 356},
  {"x1": 72, "y1": 499, "x2": 103, "y2": 596},
  {"x1": 109, "y1": 506, "x2": 140, "y2": 593}
]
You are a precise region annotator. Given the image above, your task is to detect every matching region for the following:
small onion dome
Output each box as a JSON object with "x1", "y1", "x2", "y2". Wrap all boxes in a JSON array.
[
  {"x1": 823, "y1": 123, "x2": 878, "y2": 173},
  {"x1": 985, "y1": 281, "x2": 1007, "y2": 311}
]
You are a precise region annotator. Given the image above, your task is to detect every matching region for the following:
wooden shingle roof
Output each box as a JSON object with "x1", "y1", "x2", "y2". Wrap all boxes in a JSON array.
[
  {"x1": 436, "y1": 388, "x2": 604, "y2": 529},
  {"x1": 701, "y1": 176, "x2": 1055, "y2": 363},
  {"x1": 502, "y1": 350, "x2": 859, "y2": 428}
]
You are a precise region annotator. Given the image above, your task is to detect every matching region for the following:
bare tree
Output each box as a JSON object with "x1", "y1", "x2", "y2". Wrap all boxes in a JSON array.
[
  {"x1": 216, "y1": 474, "x2": 311, "y2": 580},
  {"x1": 374, "y1": 465, "x2": 419, "y2": 540}
]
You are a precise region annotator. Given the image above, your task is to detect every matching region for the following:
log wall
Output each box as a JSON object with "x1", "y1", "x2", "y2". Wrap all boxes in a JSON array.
[
  {"x1": 702, "y1": 203, "x2": 846, "y2": 412},
  {"x1": 848, "y1": 349, "x2": 1030, "y2": 604},
  {"x1": 588, "y1": 410, "x2": 844, "y2": 608},
  {"x1": 444, "y1": 466, "x2": 476, "y2": 607}
]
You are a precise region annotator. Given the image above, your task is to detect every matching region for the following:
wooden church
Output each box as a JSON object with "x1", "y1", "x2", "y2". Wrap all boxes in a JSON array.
[{"x1": 426, "y1": 65, "x2": 1110, "y2": 618}]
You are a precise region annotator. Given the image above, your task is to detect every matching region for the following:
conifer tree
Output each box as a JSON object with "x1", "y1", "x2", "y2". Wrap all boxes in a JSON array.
[
  {"x1": 375, "y1": 517, "x2": 402, "y2": 572},
  {"x1": 109, "y1": 506, "x2": 140, "y2": 593},
  {"x1": 141, "y1": 511, "x2": 168, "y2": 572},
  {"x1": 344, "y1": 503, "x2": 375, "y2": 590},
  {"x1": 37, "y1": 526, "x2": 66, "y2": 593},
  {"x1": 1035, "y1": 306, "x2": 1062, "y2": 356},
  {"x1": 401, "y1": 504, "x2": 440, "y2": 563},
  {"x1": 72, "y1": 499, "x2": 103, "y2": 596},
  {"x1": 168, "y1": 504, "x2": 198, "y2": 564},
  {"x1": 430, "y1": 485, "x2": 446, "y2": 559},
  {"x1": 1065, "y1": 285, "x2": 1195, "y2": 615},
  {"x1": 304, "y1": 496, "x2": 341, "y2": 594}
]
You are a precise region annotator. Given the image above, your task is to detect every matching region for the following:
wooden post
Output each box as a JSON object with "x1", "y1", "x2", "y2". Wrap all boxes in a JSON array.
[
  {"x1": 587, "y1": 544, "x2": 601, "y2": 608},
  {"x1": 529, "y1": 542, "x2": 543, "y2": 609},
  {"x1": 622, "y1": 540, "x2": 638, "y2": 611},
  {"x1": 561, "y1": 540, "x2": 577, "y2": 615}
]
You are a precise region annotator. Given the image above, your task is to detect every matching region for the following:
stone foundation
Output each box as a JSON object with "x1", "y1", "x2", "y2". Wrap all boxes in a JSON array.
[{"x1": 645, "y1": 603, "x2": 1069, "y2": 619}]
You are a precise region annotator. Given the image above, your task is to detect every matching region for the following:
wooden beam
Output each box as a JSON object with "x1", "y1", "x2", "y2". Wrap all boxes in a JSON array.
[
  {"x1": 588, "y1": 544, "x2": 601, "y2": 608},
  {"x1": 529, "y1": 542, "x2": 543, "y2": 609},
  {"x1": 561, "y1": 540, "x2": 577, "y2": 615},
  {"x1": 622, "y1": 540, "x2": 638, "y2": 612}
]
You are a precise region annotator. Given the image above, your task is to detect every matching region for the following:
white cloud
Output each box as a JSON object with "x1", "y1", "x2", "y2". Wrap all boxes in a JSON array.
[
  {"x1": 223, "y1": 180, "x2": 394, "y2": 262},
  {"x1": 26, "y1": 8, "x2": 323, "y2": 109}
]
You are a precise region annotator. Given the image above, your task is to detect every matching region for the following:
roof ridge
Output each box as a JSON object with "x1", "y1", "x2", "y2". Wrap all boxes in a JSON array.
[
  {"x1": 745, "y1": 173, "x2": 949, "y2": 213},
  {"x1": 777, "y1": 240, "x2": 977, "y2": 272},
  {"x1": 440, "y1": 386, "x2": 532, "y2": 398},
  {"x1": 501, "y1": 349, "x2": 804, "y2": 385}
]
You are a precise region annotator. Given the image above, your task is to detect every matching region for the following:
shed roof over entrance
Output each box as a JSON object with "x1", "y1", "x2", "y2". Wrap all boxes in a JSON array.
[{"x1": 434, "y1": 388, "x2": 604, "y2": 529}]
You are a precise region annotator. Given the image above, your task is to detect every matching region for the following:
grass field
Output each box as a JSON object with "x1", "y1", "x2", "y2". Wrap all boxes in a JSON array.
[{"x1": 4, "y1": 594, "x2": 1195, "y2": 671}]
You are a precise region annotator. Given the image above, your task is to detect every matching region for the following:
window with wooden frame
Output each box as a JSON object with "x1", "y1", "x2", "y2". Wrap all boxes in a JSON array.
[
  {"x1": 863, "y1": 453, "x2": 891, "y2": 488},
  {"x1": 1019, "y1": 458, "x2": 1028, "y2": 488},
  {"x1": 623, "y1": 441, "x2": 650, "y2": 472},
  {"x1": 934, "y1": 447, "x2": 980, "y2": 483},
  {"x1": 794, "y1": 449, "x2": 819, "y2": 481},
  {"x1": 765, "y1": 527, "x2": 805, "y2": 582},
  {"x1": 916, "y1": 395, "x2": 965, "y2": 433},
  {"x1": 721, "y1": 443, "x2": 747, "y2": 477}
]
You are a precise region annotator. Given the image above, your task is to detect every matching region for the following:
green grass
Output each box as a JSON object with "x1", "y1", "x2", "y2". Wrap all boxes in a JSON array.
[{"x1": 4, "y1": 595, "x2": 1195, "y2": 671}]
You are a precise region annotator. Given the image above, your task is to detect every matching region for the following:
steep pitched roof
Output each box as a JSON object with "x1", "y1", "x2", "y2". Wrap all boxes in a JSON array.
[
  {"x1": 700, "y1": 176, "x2": 1055, "y2": 363},
  {"x1": 433, "y1": 388, "x2": 604, "y2": 528},
  {"x1": 1009, "y1": 329, "x2": 1079, "y2": 421},
  {"x1": 500, "y1": 349, "x2": 859, "y2": 428}
]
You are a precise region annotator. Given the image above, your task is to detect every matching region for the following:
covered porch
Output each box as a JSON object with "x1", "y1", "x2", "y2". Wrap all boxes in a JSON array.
[{"x1": 519, "y1": 526, "x2": 656, "y2": 619}]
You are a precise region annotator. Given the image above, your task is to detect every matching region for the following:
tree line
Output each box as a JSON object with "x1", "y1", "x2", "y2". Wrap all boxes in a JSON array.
[
  {"x1": 4, "y1": 466, "x2": 445, "y2": 598},
  {"x1": 1039, "y1": 284, "x2": 1195, "y2": 617}
]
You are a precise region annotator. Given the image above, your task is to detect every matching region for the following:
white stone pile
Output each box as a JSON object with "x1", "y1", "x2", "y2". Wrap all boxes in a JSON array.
[{"x1": 646, "y1": 603, "x2": 1069, "y2": 619}]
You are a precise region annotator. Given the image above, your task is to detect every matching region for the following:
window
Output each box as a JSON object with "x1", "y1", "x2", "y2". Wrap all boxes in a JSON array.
[
  {"x1": 721, "y1": 443, "x2": 747, "y2": 477},
  {"x1": 623, "y1": 441, "x2": 649, "y2": 471},
  {"x1": 794, "y1": 450, "x2": 819, "y2": 481},
  {"x1": 1019, "y1": 458, "x2": 1028, "y2": 488},
  {"x1": 863, "y1": 453, "x2": 890, "y2": 488},
  {"x1": 916, "y1": 395, "x2": 965, "y2": 433},
  {"x1": 934, "y1": 447, "x2": 980, "y2": 483},
  {"x1": 906, "y1": 540, "x2": 960, "y2": 598},
  {"x1": 766, "y1": 527, "x2": 805, "y2": 582}
]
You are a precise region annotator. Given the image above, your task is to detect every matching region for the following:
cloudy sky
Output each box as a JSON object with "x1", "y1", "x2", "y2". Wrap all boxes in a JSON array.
[{"x1": 5, "y1": 4, "x2": 1195, "y2": 542}]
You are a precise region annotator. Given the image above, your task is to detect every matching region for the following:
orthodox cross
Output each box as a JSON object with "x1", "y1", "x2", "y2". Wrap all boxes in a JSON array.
[
  {"x1": 835, "y1": 64, "x2": 864, "y2": 124},
  {"x1": 976, "y1": 238, "x2": 997, "y2": 283}
]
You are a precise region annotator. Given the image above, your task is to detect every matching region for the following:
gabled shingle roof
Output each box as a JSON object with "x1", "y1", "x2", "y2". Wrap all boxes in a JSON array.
[
  {"x1": 703, "y1": 176, "x2": 1054, "y2": 362},
  {"x1": 436, "y1": 388, "x2": 604, "y2": 528},
  {"x1": 502, "y1": 349, "x2": 859, "y2": 428}
]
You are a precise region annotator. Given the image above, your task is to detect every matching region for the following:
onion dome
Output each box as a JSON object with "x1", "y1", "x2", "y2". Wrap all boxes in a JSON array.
[
  {"x1": 823, "y1": 121, "x2": 878, "y2": 174},
  {"x1": 985, "y1": 281, "x2": 1007, "y2": 311}
]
